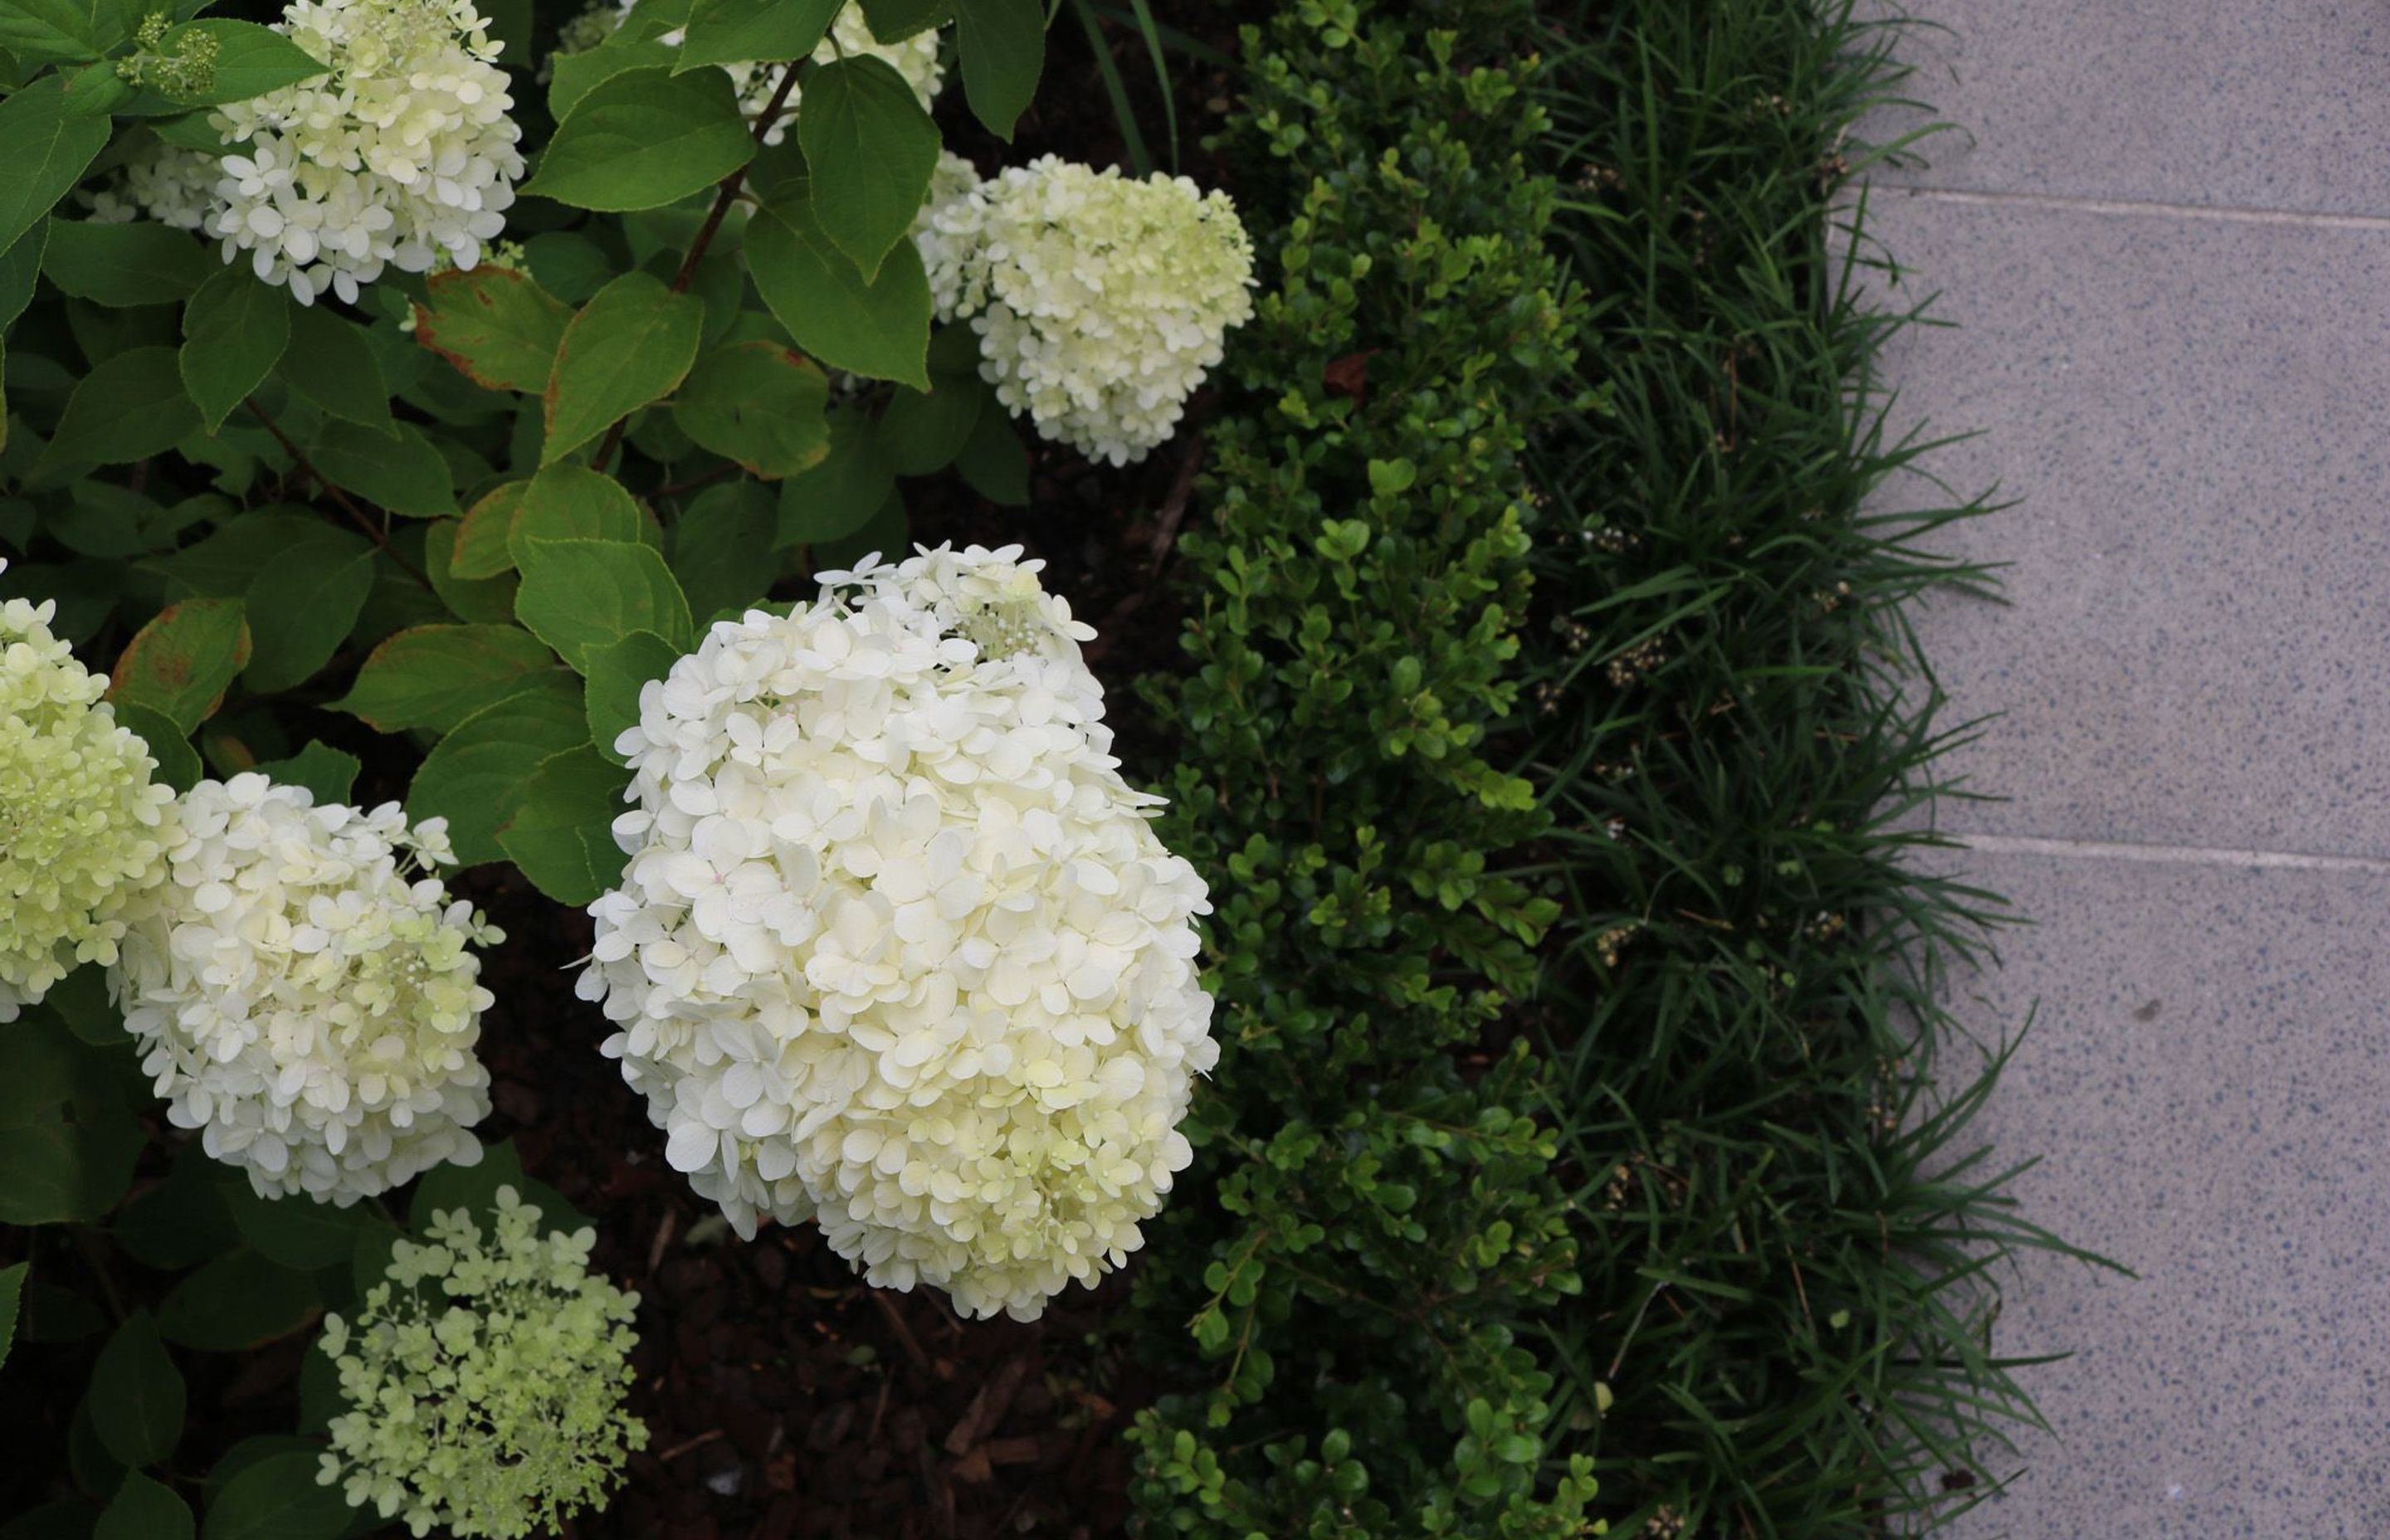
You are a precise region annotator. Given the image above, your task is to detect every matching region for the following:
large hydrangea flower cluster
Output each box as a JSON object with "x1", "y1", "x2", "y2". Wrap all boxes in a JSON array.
[
  {"x1": 109, "y1": 775, "x2": 500, "y2": 1204},
  {"x1": 549, "y1": 0, "x2": 944, "y2": 146},
  {"x1": 579, "y1": 544, "x2": 1217, "y2": 1320},
  {"x1": 319, "y1": 1187, "x2": 646, "y2": 1539},
  {"x1": 915, "y1": 154, "x2": 1256, "y2": 465},
  {"x1": 0, "y1": 561, "x2": 178, "y2": 1022},
  {"x1": 102, "y1": 0, "x2": 524, "y2": 305}
]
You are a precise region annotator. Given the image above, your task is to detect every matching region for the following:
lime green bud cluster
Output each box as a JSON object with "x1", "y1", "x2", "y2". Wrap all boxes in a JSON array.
[
  {"x1": 115, "y1": 12, "x2": 221, "y2": 100},
  {"x1": 0, "y1": 565, "x2": 176, "y2": 1021},
  {"x1": 318, "y1": 1187, "x2": 647, "y2": 1538}
]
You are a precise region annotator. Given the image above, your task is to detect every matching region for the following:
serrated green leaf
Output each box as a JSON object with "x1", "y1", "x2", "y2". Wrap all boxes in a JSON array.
[
  {"x1": 776, "y1": 406, "x2": 895, "y2": 546},
  {"x1": 747, "y1": 192, "x2": 930, "y2": 389},
  {"x1": 108, "y1": 597, "x2": 250, "y2": 732},
  {"x1": 333, "y1": 623, "x2": 563, "y2": 733},
  {"x1": 450, "y1": 481, "x2": 527, "y2": 580},
  {"x1": 278, "y1": 305, "x2": 393, "y2": 435},
  {"x1": 544, "y1": 270, "x2": 703, "y2": 461},
  {"x1": 0, "y1": 78, "x2": 112, "y2": 255},
  {"x1": 32, "y1": 346, "x2": 198, "y2": 482},
  {"x1": 583, "y1": 627, "x2": 680, "y2": 763},
  {"x1": 157, "y1": 1252, "x2": 320, "y2": 1353},
  {"x1": 98, "y1": 1472, "x2": 193, "y2": 1540},
  {"x1": 669, "y1": 478, "x2": 775, "y2": 620},
  {"x1": 199, "y1": 1448, "x2": 352, "y2": 1540},
  {"x1": 671, "y1": 340, "x2": 829, "y2": 480},
  {"x1": 545, "y1": 33, "x2": 679, "y2": 119},
  {"x1": 515, "y1": 537, "x2": 693, "y2": 670},
  {"x1": 0, "y1": 221, "x2": 48, "y2": 331},
  {"x1": 412, "y1": 265, "x2": 573, "y2": 394},
  {"x1": 0, "y1": 0, "x2": 138, "y2": 64},
  {"x1": 675, "y1": 0, "x2": 836, "y2": 71},
  {"x1": 952, "y1": 0, "x2": 1042, "y2": 141},
  {"x1": 179, "y1": 266, "x2": 291, "y2": 432},
  {"x1": 116, "y1": 702, "x2": 202, "y2": 792},
  {"x1": 89, "y1": 1312, "x2": 183, "y2": 1469},
  {"x1": 423, "y1": 515, "x2": 519, "y2": 624},
  {"x1": 407, "y1": 672, "x2": 588, "y2": 865},
  {"x1": 496, "y1": 744, "x2": 629, "y2": 904},
  {"x1": 42, "y1": 217, "x2": 210, "y2": 306},
  {"x1": 241, "y1": 525, "x2": 375, "y2": 692},
  {"x1": 524, "y1": 66, "x2": 755, "y2": 213},
  {"x1": 799, "y1": 56, "x2": 940, "y2": 279},
  {"x1": 250, "y1": 742, "x2": 359, "y2": 806},
  {"x1": 508, "y1": 461, "x2": 656, "y2": 564},
  {"x1": 858, "y1": 0, "x2": 949, "y2": 42},
  {"x1": 305, "y1": 421, "x2": 456, "y2": 516}
]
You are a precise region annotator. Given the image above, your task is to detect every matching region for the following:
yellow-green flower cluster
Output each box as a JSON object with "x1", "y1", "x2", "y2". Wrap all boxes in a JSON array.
[
  {"x1": 319, "y1": 1187, "x2": 646, "y2": 1539},
  {"x1": 0, "y1": 561, "x2": 177, "y2": 1021}
]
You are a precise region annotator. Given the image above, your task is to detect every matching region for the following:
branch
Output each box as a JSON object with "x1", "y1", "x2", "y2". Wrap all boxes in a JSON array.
[
  {"x1": 592, "y1": 60, "x2": 804, "y2": 476},
  {"x1": 246, "y1": 402, "x2": 438, "y2": 595}
]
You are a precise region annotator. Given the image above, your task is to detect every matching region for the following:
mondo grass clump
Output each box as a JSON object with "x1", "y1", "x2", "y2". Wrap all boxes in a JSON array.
[{"x1": 1518, "y1": 0, "x2": 2107, "y2": 1533}]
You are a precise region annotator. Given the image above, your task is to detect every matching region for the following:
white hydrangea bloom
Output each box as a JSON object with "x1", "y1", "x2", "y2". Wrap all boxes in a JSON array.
[
  {"x1": 548, "y1": 0, "x2": 944, "y2": 146},
  {"x1": 0, "y1": 560, "x2": 178, "y2": 1022},
  {"x1": 204, "y1": 0, "x2": 525, "y2": 305},
  {"x1": 915, "y1": 155, "x2": 1256, "y2": 466},
  {"x1": 110, "y1": 775, "x2": 503, "y2": 1205},
  {"x1": 85, "y1": 140, "x2": 222, "y2": 231},
  {"x1": 579, "y1": 544, "x2": 1217, "y2": 1321}
]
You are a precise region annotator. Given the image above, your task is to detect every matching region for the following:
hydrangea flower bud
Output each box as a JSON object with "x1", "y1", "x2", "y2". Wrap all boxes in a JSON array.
[
  {"x1": 0, "y1": 561, "x2": 178, "y2": 1021},
  {"x1": 109, "y1": 775, "x2": 501, "y2": 1203},
  {"x1": 915, "y1": 154, "x2": 1256, "y2": 465},
  {"x1": 580, "y1": 544, "x2": 1218, "y2": 1320},
  {"x1": 319, "y1": 1187, "x2": 646, "y2": 1538}
]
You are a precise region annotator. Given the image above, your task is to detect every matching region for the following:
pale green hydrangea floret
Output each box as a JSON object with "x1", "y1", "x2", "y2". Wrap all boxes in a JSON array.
[
  {"x1": 319, "y1": 1187, "x2": 646, "y2": 1538},
  {"x1": 0, "y1": 559, "x2": 178, "y2": 1022}
]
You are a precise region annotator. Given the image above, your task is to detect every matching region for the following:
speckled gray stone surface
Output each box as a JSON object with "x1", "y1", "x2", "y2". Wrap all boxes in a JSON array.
[
  {"x1": 1863, "y1": 188, "x2": 2390, "y2": 854},
  {"x1": 1933, "y1": 850, "x2": 2390, "y2": 1538},
  {"x1": 1861, "y1": 0, "x2": 2390, "y2": 212}
]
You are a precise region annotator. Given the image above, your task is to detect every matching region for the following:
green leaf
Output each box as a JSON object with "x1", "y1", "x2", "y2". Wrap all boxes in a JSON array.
[
  {"x1": 117, "y1": 703, "x2": 202, "y2": 792},
  {"x1": 424, "y1": 517, "x2": 519, "y2": 622},
  {"x1": 0, "y1": 221, "x2": 48, "y2": 331},
  {"x1": 813, "y1": 485, "x2": 906, "y2": 573},
  {"x1": 545, "y1": 33, "x2": 680, "y2": 120},
  {"x1": 42, "y1": 963, "x2": 120, "y2": 1050},
  {"x1": 0, "y1": 77, "x2": 112, "y2": 255},
  {"x1": 0, "y1": 0, "x2": 139, "y2": 64},
  {"x1": 669, "y1": 479, "x2": 776, "y2": 620},
  {"x1": 0, "y1": 1102, "x2": 143, "y2": 1224},
  {"x1": 858, "y1": 0, "x2": 949, "y2": 42},
  {"x1": 412, "y1": 265, "x2": 573, "y2": 394},
  {"x1": 524, "y1": 66, "x2": 755, "y2": 213},
  {"x1": 200, "y1": 1448, "x2": 353, "y2": 1540},
  {"x1": 32, "y1": 345, "x2": 198, "y2": 481},
  {"x1": 496, "y1": 744, "x2": 629, "y2": 904},
  {"x1": 880, "y1": 374, "x2": 986, "y2": 476},
  {"x1": 508, "y1": 462, "x2": 656, "y2": 564},
  {"x1": 953, "y1": 398, "x2": 1030, "y2": 504},
  {"x1": 179, "y1": 266, "x2": 291, "y2": 433},
  {"x1": 544, "y1": 270, "x2": 704, "y2": 462},
  {"x1": 111, "y1": 1148, "x2": 241, "y2": 1270},
  {"x1": 451, "y1": 481, "x2": 527, "y2": 580},
  {"x1": 241, "y1": 525, "x2": 375, "y2": 692},
  {"x1": 220, "y1": 1182, "x2": 371, "y2": 1271},
  {"x1": 515, "y1": 538, "x2": 694, "y2": 670},
  {"x1": 157, "y1": 1252, "x2": 320, "y2": 1353},
  {"x1": 747, "y1": 193, "x2": 931, "y2": 389},
  {"x1": 952, "y1": 0, "x2": 1043, "y2": 141},
  {"x1": 0, "y1": 1262, "x2": 22, "y2": 1371},
  {"x1": 777, "y1": 406, "x2": 895, "y2": 545},
  {"x1": 407, "y1": 673, "x2": 588, "y2": 865},
  {"x1": 41, "y1": 217, "x2": 210, "y2": 306},
  {"x1": 278, "y1": 305, "x2": 393, "y2": 435},
  {"x1": 128, "y1": 20, "x2": 329, "y2": 110},
  {"x1": 99, "y1": 1473, "x2": 193, "y2": 1540},
  {"x1": 671, "y1": 340, "x2": 830, "y2": 479},
  {"x1": 306, "y1": 422, "x2": 456, "y2": 517},
  {"x1": 88, "y1": 1311, "x2": 184, "y2": 1469},
  {"x1": 797, "y1": 56, "x2": 940, "y2": 279},
  {"x1": 108, "y1": 597, "x2": 251, "y2": 733},
  {"x1": 334, "y1": 623, "x2": 563, "y2": 733},
  {"x1": 675, "y1": 0, "x2": 836, "y2": 71},
  {"x1": 583, "y1": 627, "x2": 680, "y2": 763},
  {"x1": 251, "y1": 742, "x2": 359, "y2": 805}
]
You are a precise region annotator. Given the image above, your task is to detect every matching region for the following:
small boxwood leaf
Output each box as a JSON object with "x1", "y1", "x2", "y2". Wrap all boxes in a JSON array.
[
  {"x1": 407, "y1": 673, "x2": 588, "y2": 865},
  {"x1": 334, "y1": 623, "x2": 563, "y2": 733},
  {"x1": 671, "y1": 340, "x2": 830, "y2": 480},
  {"x1": 108, "y1": 597, "x2": 251, "y2": 733},
  {"x1": 89, "y1": 1311, "x2": 184, "y2": 1469},
  {"x1": 524, "y1": 66, "x2": 755, "y2": 213},
  {"x1": 412, "y1": 266, "x2": 573, "y2": 394},
  {"x1": 179, "y1": 266, "x2": 291, "y2": 432},
  {"x1": 515, "y1": 537, "x2": 694, "y2": 670},
  {"x1": 544, "y1": 270, "x2": 703, "y2": 462},
  {"x1": 42, "y1": 217, "x2": 210, "y2": 306},
  {"x1": 496, "y1": 744, "x2": 630, "y2": 904}
]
